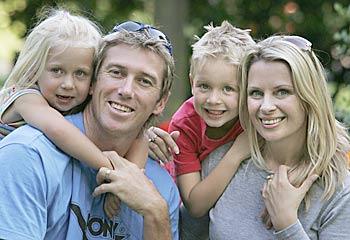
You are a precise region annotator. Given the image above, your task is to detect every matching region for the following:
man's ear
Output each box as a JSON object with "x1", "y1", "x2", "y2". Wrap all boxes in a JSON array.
[{"x1": 153, "y1": 92, "x2": 170, "y2": 116}]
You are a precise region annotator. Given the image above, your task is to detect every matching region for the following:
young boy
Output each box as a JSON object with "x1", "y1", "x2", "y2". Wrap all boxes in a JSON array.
[{"x1": 168, "y1": 21, "x2": 255, "y2": 218}]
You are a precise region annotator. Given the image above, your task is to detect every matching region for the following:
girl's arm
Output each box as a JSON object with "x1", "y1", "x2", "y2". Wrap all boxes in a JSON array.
[
  {"x1": 6, "y1": 93, "x2": 113, "y2": 170},
  {"x1": 125, "y1": 134, "x2": 149, "y2": 169},
  {"x1": 177, "y1": 132, "x2": 250, "y2": 217}
]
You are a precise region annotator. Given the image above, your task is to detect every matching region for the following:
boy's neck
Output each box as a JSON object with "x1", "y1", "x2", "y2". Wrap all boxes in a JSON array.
[{"x1": 205, "y1": 117, "x2": 238, "y2": 139}]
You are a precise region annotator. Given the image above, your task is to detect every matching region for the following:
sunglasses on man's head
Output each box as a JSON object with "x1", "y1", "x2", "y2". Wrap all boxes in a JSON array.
[
  {"x1": 271, "y1": 35, "x2": 312, "y2": 52},
  {"x1": 112, "y1": 21, "x2": 173, "y2": 56}
]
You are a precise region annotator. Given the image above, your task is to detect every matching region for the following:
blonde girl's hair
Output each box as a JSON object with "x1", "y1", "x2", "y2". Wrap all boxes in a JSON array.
[
  {"x1": 239, "y1": 36, "x2": 350, "y2": 207},
  {"x1": 0, "y1": 8, "x2": 101, "y2": 103},
  {"x1": 190, "y1": 20, "x2": 255, "y2": 77}
]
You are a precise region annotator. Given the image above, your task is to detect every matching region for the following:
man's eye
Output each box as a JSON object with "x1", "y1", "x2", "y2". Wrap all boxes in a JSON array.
[{"x1": 139, "y1": 78, "x2": 153, "y2": 87}]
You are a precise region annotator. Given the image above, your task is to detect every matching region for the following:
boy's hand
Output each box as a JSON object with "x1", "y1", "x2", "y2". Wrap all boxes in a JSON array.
[
  {"x1": 147, "y1": 127, "x2": 180, "y2": 163},
  {"x1": 229, "y1": 131, "x2": 250, "y2": 162},
  {"x1": 104, "y1": 193, "x2": 121, "y2": 219}
]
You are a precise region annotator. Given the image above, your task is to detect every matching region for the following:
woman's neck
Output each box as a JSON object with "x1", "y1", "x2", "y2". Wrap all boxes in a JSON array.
[{"x1": 263, "y1": 138, "x2": 306, "y2": 173}]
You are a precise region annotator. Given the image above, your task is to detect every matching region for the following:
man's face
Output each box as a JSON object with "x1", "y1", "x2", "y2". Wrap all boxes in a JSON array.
[{"x1": 89, "y1": 43, "x2": 168, "y2": 137}]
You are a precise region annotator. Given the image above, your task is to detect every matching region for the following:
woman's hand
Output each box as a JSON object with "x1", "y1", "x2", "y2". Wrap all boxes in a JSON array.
[
  {"x1": 261, "y1": 165, "x2": 318, "y2": 231},
  {"x1": 146, "y1": 126, "x2": 180, "y2": 163}
]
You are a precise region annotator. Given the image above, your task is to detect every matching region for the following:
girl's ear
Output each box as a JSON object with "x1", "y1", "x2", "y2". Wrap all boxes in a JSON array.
[{"x1": 89, "y1": 84, "x2": 94, "y2": 95}]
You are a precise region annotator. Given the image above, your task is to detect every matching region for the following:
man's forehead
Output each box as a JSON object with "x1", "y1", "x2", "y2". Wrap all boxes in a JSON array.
[{"x1": 103, "y1": 43, "x2": 165, "y2": 82}]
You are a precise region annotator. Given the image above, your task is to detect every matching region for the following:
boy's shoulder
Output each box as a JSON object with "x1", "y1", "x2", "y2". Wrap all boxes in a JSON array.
[{"x1": 171, "y1": 97, "x2": 199, "y2": 122}]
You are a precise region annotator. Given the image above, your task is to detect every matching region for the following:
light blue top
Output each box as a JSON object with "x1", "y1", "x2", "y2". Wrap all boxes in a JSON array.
[{"x1": 0, "y1": 112, "x2": 180, "y2": 240}]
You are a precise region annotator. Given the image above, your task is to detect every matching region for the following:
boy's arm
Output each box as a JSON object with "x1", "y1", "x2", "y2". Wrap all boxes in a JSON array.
[
  {"x1": 178, "y1": 132, "x2": 250, "y2": 217},
  {"x1": 13, "y1": 94, "x2": 112, "y2": 170}
]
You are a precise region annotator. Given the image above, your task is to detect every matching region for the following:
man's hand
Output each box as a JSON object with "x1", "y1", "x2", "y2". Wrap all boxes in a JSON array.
[{"x1": 93, "y1": 151, "x2": 171, "y2": 239}]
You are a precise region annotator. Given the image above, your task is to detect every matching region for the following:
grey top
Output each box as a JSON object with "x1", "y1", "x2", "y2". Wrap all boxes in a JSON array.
[{"x1": 202, "y1": 142, "x2": 350, "y2": 240}]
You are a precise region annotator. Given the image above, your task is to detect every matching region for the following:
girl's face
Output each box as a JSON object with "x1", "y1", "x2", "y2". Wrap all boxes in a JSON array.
[
  {"x1": 37, "y1": 46, "x2": 94, "y2": 112},
  {"x1": 247, "y1": 60, "x2": 306, "y2": 144},
  {"x1": 191, "y1": 57, "x2": 239, "y2": 130}
]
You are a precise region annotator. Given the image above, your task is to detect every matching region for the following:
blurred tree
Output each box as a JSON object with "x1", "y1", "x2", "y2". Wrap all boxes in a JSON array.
[{"x1": 1, "y1": 0, "x2": 350, "y2": 124}]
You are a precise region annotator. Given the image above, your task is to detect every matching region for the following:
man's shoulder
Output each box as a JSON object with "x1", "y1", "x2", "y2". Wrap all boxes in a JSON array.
[
  {"x1": 0, "y1": 124, "x2": 45, "y2": 147},
  {"x1": 145, "y1": 159, "x2": 179, "y2": 200}
]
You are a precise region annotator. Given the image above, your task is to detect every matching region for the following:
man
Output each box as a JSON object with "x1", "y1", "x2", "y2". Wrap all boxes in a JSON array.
[{"x1": 0, "y1": 21, "x2": 179, "y2": 240}]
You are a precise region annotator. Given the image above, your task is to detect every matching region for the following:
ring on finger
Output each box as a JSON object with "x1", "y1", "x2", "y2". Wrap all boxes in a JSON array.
[
  {"x1": 104, "y1": 169, "x2": 112, "y2": 182},
  {"x1": 266, "y1": 174, "x2": 274, "y2": 181},
  {"x1": 148, "y1": 135, "x2": 157, "y2": 143}
]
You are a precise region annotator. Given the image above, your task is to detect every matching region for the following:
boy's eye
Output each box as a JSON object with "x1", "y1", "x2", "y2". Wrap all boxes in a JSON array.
[
  {"x1": 75, "y1": 70, "x2": 88, "y2": 78},
  {"x1": 223, "y1": 86, "x2": 235, "y2": 94},
  {"x1": 198, "y1": 84, "x2": 209, "y2": 91}
]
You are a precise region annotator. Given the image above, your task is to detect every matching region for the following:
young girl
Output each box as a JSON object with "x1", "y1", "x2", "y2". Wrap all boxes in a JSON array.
[{"x1": 0, "y1": 9, "x2": 148, "y2": 218}]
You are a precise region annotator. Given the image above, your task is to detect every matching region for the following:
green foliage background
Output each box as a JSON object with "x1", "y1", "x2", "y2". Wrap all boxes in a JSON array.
[{"x1": 0, "y1": 0, "x2": 349, "y2": 125}]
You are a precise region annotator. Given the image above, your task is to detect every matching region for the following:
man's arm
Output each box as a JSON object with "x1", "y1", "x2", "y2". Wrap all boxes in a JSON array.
[
  {"x1": 93, "y1": 152, "x2": 172, "y2": 239},
  {"x1": 0, "y1": 143, "x2": 47, "y2": 240}
]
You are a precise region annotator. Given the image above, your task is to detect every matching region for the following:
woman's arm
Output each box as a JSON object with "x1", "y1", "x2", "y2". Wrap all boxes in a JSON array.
[{"x1": 12, "y1": 93, "x2": 113, "y2": 170}]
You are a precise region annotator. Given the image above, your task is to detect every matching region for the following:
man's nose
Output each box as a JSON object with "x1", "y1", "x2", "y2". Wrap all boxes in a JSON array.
[{"x1": 117, "y1": 76, "x2": 134, "y2": 99}]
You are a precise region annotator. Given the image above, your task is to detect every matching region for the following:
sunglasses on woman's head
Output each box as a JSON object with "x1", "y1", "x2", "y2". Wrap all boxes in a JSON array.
[{"x1": 112, "y1": 21, "x2": 173, "y2": 56}]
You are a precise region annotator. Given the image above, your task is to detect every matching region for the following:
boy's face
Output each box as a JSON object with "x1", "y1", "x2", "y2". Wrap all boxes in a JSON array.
[{"x1": 191, "y1": 57, "x2": 239, "y2": 129}]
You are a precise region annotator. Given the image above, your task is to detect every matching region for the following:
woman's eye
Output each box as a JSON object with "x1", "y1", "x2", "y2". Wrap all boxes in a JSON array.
[
  {"x1": 276, "y1": 89, "x2": 290, "y2": 97},
  {"x1": 248, "y1": 90, "x2": 263, "y2": 98}
]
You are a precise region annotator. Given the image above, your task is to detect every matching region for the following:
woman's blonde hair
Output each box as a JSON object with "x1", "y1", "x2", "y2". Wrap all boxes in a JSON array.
[
  {"x1": 239, "y1": 35, "x2": 350, "y2": 205},
  {"x1": 0, "y1": 8, "x2": 101, "y2": 103}
]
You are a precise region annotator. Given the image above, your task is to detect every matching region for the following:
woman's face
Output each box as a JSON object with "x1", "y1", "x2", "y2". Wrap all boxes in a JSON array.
[{"x1": 246, "y1": 60, "x2": 306, "y2": 144}]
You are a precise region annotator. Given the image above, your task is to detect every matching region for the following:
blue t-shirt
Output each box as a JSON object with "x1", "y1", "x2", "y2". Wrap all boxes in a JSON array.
[{"x1": 0, "y1": 113, "x2": 180, "y2": 240}]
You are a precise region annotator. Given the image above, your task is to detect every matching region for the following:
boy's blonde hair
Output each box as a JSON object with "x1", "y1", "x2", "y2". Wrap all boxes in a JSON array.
[
  {"x1": 239, "y1": 35, "x2": 350, "y2": 205},
  {"x1": 190, "y1": 20, "x2": 255, "y2": 77},
  {"x1": 0, "y1": 8, "x2": 101, "y2": 103}
]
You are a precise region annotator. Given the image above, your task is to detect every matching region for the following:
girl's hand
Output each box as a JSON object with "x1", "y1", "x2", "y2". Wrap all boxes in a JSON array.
[
  {"x1": 261, "y1": 165, "x2": 318, "y2": 231},
  {"x1": 104, "y1": 193, "x2": 121, "y2": 219},
  {"x1": 147, "y1": 126, "x2": 180, "y2": 163}
]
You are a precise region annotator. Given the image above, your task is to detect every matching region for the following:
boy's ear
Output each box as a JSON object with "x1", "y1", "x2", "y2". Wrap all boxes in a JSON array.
[
  {"x1": 189, "y1": 73, "x2": 194, "y2": 95},
  {"x1": 153, "y1": 92, "x2": 170, "y2": 116}
]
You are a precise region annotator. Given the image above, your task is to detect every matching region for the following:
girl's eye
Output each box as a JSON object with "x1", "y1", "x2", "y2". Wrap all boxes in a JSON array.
[
  {"x1": 248, "y1": 89, "x2": 263, "y2": 98},
  {"x1": 51, "y1": 68, "x2": 63, "y2": 75}
]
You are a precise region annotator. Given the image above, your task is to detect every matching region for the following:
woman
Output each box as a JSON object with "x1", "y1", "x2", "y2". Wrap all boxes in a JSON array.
[{"x1": 208, "y1": 35, "x2": 350, "y2": 239}]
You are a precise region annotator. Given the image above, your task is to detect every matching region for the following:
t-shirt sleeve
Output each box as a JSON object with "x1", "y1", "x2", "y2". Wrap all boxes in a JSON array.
[
  {"x1": 169, "y1": 119, "x2": 201, "y2": 176},
  {"x1": 0, "y1": 88, "x2": 41, "y2": 124},
  {"x1": 0, "y1": 143, "x2": 48, "y2": 240}
]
